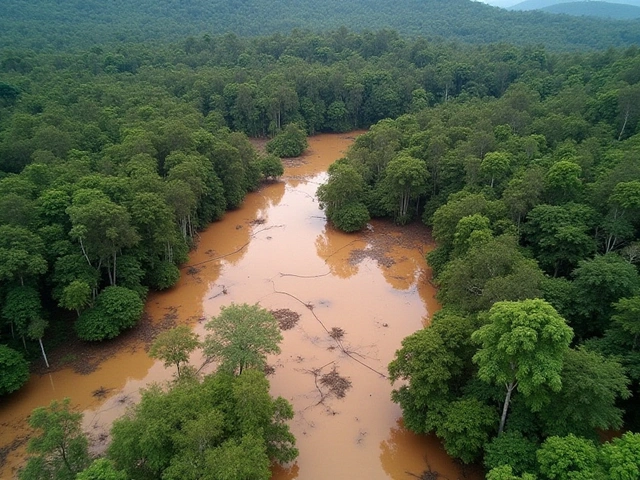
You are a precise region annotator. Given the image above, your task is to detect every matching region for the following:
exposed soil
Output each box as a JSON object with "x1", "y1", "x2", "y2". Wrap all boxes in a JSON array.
[{"x1": 31, "y1": 308, "x2": 179, "y2": 376}]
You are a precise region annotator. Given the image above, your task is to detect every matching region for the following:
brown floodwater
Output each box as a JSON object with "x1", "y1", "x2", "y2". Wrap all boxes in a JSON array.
[{"x1": 0, "y1": 133, "x2": 481, "y2": 480}]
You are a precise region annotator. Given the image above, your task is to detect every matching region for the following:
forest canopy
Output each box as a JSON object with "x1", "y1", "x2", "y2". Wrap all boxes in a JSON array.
[{"x1": 1, "y1": 0, "x2": 640, "y2": 51}]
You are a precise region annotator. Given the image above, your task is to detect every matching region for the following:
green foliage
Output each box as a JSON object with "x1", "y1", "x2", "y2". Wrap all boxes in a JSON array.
[
  {"x1": 600, "y1": 432, "x2": 640, "y2": 480},
  {"x1": 571, "y1": 253, "x2": 640, "y2": 339},
  {"x1": 75, "y1": 286, "x2": 144, "y2": 341},
  {"x1": 434, "y1": 397, "x2": 497, "y2": 464},
  {"x1": 203, "y1": 303, "x2": 282, "y2": 375},
  {"x1": 76, "y1": 459, "x2": 127, "y2": 480},
  {"x1": 473, "y1": 299, "x2": 573, "y2": 432},
  {"x1": 539, "y1": 347, "x2": 630, "y2": 439},
  {"x1": 149, "y1": 325, "x2": 200, "y2": 377},
  {"x1": 329, "y1": 202, "x2": 370, "y2": 233},
  {"x1": 266, "y1": 124, "x2": 308, "y2": 158},
  {"x1": 19, "y1": 398, "x2": 90, "y2": 480},
  {"x1": 258, "y1": 154, "x2": 284, "y2": 180},
  {"x1": 388, "y1": 310, "x2": 479, "y2": 435},
  {"x1": 437, "y1": 235, "x2": 545, "y2": 312},
  {"x1": 108, "y1": 370, "x2": 296, "y2": 480},
  {"x1": 0, "y1": 344, "x2": 30, "y2": 395},
  {"x1": 146, "y1": 261, "x2": 181, "y2": 291},
  {"x1": 536, "y1": 434, "x2": 598, "y2": 480},
  {"x1": 484, "y1": 431, "x2": 539, "y2": 477}
]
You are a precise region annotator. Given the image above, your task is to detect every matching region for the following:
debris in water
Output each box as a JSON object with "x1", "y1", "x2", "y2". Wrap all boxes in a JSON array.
[
  {"x1": 271, "y1": 308, "x2": 301, "y2": 330},
  {"x1": 329, "y1": 327, "x2": 345, "y2": 340}
]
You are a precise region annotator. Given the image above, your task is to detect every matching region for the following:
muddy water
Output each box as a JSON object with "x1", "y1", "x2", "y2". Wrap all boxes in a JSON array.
[{"x1": 0, "y1": 133, "x2": 480, "y2": 479}]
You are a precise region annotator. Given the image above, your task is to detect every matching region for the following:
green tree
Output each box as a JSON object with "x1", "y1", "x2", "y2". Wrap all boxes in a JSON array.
[
  {"x1": 58, "y1": 280, "x2": 92, "y2": 317},
  {"x1": 600, "y1": 432, "x2": 640, "y2": 480},
  {"x1": 487, "y1": 465, "x2": 537, "y2": 480},
  {"x1": 571, "y1": 253, "x2": 640, "y2": 339},
  {"x1": 19, "y1": 398, "x2": 90, "y2": 480},
  {"x1": 0, "y1": 225, "x2": 48, "y2": 286},
  {"x1": 0, "y1": 344, "x2": 30, "y2": 395},
  {"x1": 472, "y1": 299, "x2": 573, "y2": 435},
  {"x1": 149, "y1": 325, "x2": 200, "y2": 377},
  {"x1": 203, "y1": 303, "x2": 282, "y2": 375},
  {"x1": 536, "y1": 434, "x2": 598, "y2": 480},
  {"x1": 481, "y1": 151, "x2": 511, "y2": 188},
  {"x1": 437, "y1": 235, "x2": 545, "y2": 313},
  {"x1": 388, "y1": 310, "x2": 478, "y2": 434},
  {"x1": 484, "y1": 431, "x2": 539, "y2": 477},
  {"x1": 75, "y1": 286, "x2": 144, "y2": 341},
  {"x1": 539, "y1": 347, "x2": 630, "y2": 439},
  {"x1": 524, "y1": 203, "x2": 596, "y2": 277},
  {"x1": 258, "y1": 154, "x2": 284, "y2": 180},
  {"x1": 266, "y1": 123, "x2": 308, "y2": 158},
  {"x1": 379, "y1": 153, "x2": 429, "y2": 223},
  {"x1": 433, "y1": 397, "x2": 497, "y2": 464},
  {"x1": 76, "y1": 459, "x2": 127, "y2": 480}
]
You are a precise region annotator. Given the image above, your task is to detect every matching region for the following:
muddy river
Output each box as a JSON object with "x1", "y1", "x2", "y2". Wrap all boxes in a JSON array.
[{"x1": 0, "y1": 133, "x2": 481, "y2": 479}]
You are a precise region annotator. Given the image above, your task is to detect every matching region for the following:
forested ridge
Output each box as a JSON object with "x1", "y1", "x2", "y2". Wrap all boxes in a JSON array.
[
  {"x1": 2, "y1": 0, "x2": 640, "y2": 51},
  {"x1": 3, "y1": 26, "x2": 640, "y2": 479}
]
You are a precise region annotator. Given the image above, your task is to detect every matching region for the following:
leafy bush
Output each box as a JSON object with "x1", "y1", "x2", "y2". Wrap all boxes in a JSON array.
[
  {"x1": 329, "y1": 202, "x2": 370, "y2": 233},
  {"x1": 266, "y1": 124, "x2": 308, "y2": 158},
  {"x1": 0, "y1": 344, "x2": 30, "y2": 395},
  {"x1": 75, "y1": 286, "x2": 144, "y2": 341}
]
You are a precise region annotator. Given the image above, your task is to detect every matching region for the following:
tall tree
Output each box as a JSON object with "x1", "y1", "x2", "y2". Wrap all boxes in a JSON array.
[
  {"x1": 19, "y1": 398, "x2": 90, "y2": 480},
  {"x1": 203, "y1": 303, "x2": 282, "y2": 375},
  {"x1": 472, "y1": 299, "x2": 573, "y2": 435}
]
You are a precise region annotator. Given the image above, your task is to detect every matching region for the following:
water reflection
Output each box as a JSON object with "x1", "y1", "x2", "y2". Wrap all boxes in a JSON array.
[{"x1": 314, "y1": 223, "x2": 363, "y2": 279}]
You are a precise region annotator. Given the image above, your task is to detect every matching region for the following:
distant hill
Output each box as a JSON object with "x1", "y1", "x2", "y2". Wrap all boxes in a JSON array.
[
  {"x1": 1, "y1": 0, "x2": 639, "y2": 51},
  {"x1": 510, "y1": 0, "x2": 640, "y2": 9},
  {"x1": 541, "y1": 1, "x2": 640, "y2": 19}
]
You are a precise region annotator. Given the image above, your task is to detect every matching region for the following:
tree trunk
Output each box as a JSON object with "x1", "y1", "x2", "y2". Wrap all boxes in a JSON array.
[
  {"x1": 39, "y1": 337, "x2": 50, "y2": 368},
  {"x1": 499, "y1": 380, "x2": 517, "y2": 435},
  {"x1": 619, "y1": 105, "x2": 630, "y2": 141}
]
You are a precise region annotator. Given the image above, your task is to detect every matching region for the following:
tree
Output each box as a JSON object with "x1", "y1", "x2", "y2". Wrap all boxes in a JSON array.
[
  {"x1": 258, "y1": 154, "x2": 284, "y2": 180},
  {"x1": 536, "y1": 434, "x2": 598, "y2": 480},
  {"x1": 484, "y1": 431, "x2": 538, "y2": 477},
  {"x1": 379, "y1": 153, "x2": 429, "y2": 223},
  {"x1": 203, "y1": 303, "x2": 282, "y2": 375},
  {"x1": 149, "y1": 326, "x2": 200, "y2": 377},
  {"x1": 108, "y1": 370, "x2": 296, "y2": 480},
  {"x1": 539, "y1": 347, "x2": 630, "y2": 439},
  {"x1": 0, "y1": 344, "x2": 30, "y2": 395},
  {"x1": 481, "y1": 151, "x2": 511, "y2": 188},
  {"x1": 433, "y1": 397, "x2": 497, "y2": 464},
  {"x1": 437, "y1": 235, "x2": 545, "y2": 313},
  {"x1": 388, "y1": 310, "x2": 478, "y2": 434},
  {"x1": 76, "y1": 459, "x2": 127, "y2": 480},
  {"x1": 67, "y1": 191, "x2": 140, "y2": 286},
  {"x1": 19, "y1": 398, "x2": 90, "y2": 480},
  {"x1": 472, "y1": 299, "x2": 573, "y2": 435},
  {"x1": 600, "y1": 432, "x2": 640, "y2": 480},
  {"x1": 266, "y1": 123, "x2": 308, "y2": 158},
  {"x1": 487, "y1": 465, "x2": 537, "y2": 480},
  {"x1": 571, "y1": 253, "x2": 640, "y2": 339},
  {"x1": 58, "y1": 280, "x2": 92, "y2": 317},
  {"x1": 0, "y1": 225, "x2": 48, "y2": 286},
  {"x1": 75, "y1": 286, "x2": 144, "y2": 341},
  {"x1": 524, "y1": 203, "x2": 596, "y2": 277}
]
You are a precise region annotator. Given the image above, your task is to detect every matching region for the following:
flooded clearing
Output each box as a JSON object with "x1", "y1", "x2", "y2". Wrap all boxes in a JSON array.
[{"x1": 0, "y1": 133, "x2": 481, "y2": 479}]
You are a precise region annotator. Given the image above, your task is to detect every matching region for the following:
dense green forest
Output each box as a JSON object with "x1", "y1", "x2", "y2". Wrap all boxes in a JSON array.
[
  {"x1": 542, "y1": 2, "x2": 640, "y2": 20},
  {"x1": 310, "y1": 30, "x2": 640, "y2": 480},
  {"x1": 3, "y1": 22, "x2": 640, "y2": 478},
  {"x1": 2, "y1": 0, "x2": 640, "y2": 51}
]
